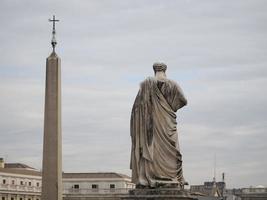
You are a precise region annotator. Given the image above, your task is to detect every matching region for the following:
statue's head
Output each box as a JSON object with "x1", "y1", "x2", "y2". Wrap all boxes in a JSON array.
[{"x1": 153, "y1": 62, "x2": 167, "y2": 73}]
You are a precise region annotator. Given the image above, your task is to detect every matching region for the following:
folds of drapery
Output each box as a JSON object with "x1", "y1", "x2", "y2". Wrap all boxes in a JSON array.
[{"x1": 130, "y1": 77, "x2": 186, "y2": 186}]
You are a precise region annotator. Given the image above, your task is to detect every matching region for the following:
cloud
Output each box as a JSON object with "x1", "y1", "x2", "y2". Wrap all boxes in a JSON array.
[{"x1": 0, "y1": 0, "x2": 267, "y2": 188}]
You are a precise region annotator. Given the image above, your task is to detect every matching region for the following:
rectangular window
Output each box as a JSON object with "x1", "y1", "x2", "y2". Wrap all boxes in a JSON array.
[
  {"x1": 28, "y1": 182, "x2": 31, "y2": 186},
  {"x1": 2, "y1": 197, "x2": 5, "y2": 200},
  {"x1": 20, "y1": 198, "x2": 23, "y2": 200},
  {"x1": 3, "y1": 179, "x2": 6, "y2": 184},
  {"x1": 74, "y1": 184, "x2": 79, "y2": 189},
  {"x1": 12, "y1": 180, "x2": 15, "y2": 185},
  {"x1": 92, "y1": 184, "x2": 98, "y2": 189},
  {"x1": 110, "y1": 184, "x2": 115, "y2": 189},
  {"x1": 11, "y1": 198, "x2": 14, "y2": 200},
  {"x1": 20, "y1": 181, "x2": 23, "y2": 185},
  {"x1": 36, "y1": 182, "x2": 40, "y2": 187}
]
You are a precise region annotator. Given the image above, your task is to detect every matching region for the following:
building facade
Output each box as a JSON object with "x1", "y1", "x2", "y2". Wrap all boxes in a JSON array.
[
  {"x1": 0, "y1": 159, "x2": 134, "y2": 200},
  {"x1": 63, "y1": 172, "x2": 134, "y2": 199},
  {"x1": 234, "y1": 187, "x2": 267, "y2": 200},
  {"x1": 0, "y1": 159, "x2": 42, "y2": 200},
  {"x1": 190, "y1": 181, "x2": 226, "y2": 197}
]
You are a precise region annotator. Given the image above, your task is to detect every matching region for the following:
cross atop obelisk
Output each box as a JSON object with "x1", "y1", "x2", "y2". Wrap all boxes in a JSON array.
[{"x1": 49, "y1": 15, "x2": 59, "y2": 52}]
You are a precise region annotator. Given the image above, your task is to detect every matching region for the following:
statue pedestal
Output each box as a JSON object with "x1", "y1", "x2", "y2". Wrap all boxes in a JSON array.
[{"x1": 122, "y1": 188, "x2": 198, "y2": 200}]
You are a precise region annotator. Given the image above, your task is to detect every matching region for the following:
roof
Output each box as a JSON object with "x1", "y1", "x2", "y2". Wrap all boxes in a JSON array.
[
  {"x1": 0, "y1": 168, "x2": 131, "y2": 180},
  {"x1": 5, "y1": 163, "x2": 37, "y2": 170},
  {"x1": 190, "y1": 192, "x2": 206, "y2": 196},
  {"x1": 256, "y1": 185, "x2": 265, "y2": 188},
  {"x1": 63, "y1": 172, "x2": 131, "y2": 179},
  {"x1": 0, "y1": 168, "x2": 41, "y2": 177}
]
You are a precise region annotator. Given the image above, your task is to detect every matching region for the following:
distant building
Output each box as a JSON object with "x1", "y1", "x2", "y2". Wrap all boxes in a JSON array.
[
  {"x1": 234, "y1": 186, "x2": 267, "y2": 200},
  {"x1": 63, "y1": 172, "x2": 134, "y2": 200},
  {"x1": 190, "y1": 182, "x2": 225, "y2": 200},
  {"x1": 191, "y1": 181, "x2": 225, "y2": 197},
  {"x1": 190, "y1": 173, "x2": 226, "y2": 200},
  {"x1": 0, "y1": 158, "x2": 42, "y2": 200},
  {"x1": 191, "y1": 180, "x2": 267, "y2": 200},
  {"x1": 0, "y1": 158, "x2": 134, "y2": 200},
  {"x1": 223, "y1": 189, "x2": 240, "y2": 200}
]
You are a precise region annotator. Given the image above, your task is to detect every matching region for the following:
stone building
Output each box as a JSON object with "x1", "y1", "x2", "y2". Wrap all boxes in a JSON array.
[
  {"x1": 63, "y1": 172, "x2": 134, "y2": 200},
  {"x1": 0, "y1": 158, "x2": 134, "y2": 200},
  {"x1": 234, "y1": 186, "x2": 267, "y2": 200},
  {"x1": 190, "y1": 181, "x2": 225, "y2": 197},
  {"x1": 0, "y1": 158, "x2": 42, "y2": 200}
]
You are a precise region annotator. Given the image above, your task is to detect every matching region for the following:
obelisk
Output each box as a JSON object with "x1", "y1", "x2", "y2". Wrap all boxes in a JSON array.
[{"x1": 41, "y1": 15, "x2": 62, "y2": 200}]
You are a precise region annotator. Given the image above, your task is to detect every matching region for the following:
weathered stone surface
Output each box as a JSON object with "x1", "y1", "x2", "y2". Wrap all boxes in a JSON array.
[
  {"x1": 122, "y1": 188, "x2": 198, "y2": 200},
  {"x1": 41, "y1": 52, "x2": 62, "y2": 200},
  {"x1": 130, "y1": 62, "x2": 188, "y2": 188}
]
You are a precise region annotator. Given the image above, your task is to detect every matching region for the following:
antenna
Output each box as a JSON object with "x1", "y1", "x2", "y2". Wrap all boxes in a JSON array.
[{"x1": 213, "y1": 153, "x2": 216, "y2": 182}]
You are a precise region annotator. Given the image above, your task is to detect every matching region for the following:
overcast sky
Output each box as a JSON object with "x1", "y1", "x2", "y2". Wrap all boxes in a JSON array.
[{"x1": 0, "y1": 0, "x2": 266, "y2": 189}]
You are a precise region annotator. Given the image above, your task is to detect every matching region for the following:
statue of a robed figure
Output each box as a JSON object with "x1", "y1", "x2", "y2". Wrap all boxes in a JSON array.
[{"x1": 130, "y1": 62, "x2": 187, "y2": 189}]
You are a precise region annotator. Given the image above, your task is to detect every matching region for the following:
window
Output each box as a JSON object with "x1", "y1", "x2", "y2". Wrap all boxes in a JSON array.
[
  {"x1": 12, "y1": 180, "x2": 15, "y2": 185},
  {"x1": 74, "y1": 184, "x2": 79, "y2": 189},
  {"x1": 28, "y1": 182, "x2": 31, "y2": 186},
  {"x1": 2, "y1": 197, "x2": 5, "y2": 200},
  {"x1": 36, "y1": 182, "x2": 40, "y2": 187},
  {"x1": 110, "y1": 184, "x2": 115, "y2": 192},
  {"x1": 20, "y1": 198, "x2": 23, "y2": 200},
  {"x1": 20, "y1": 181, "x2": 23, "y2": 185},
  {"x1": 11, "y1": 198, "x2": 14, "y2": 200},
  {"x1": 92, "y1": 184, "x2": 98, "y2": 189},
  {"x1": 2, "y1": 179, "x2": 6, "y2": 184}
]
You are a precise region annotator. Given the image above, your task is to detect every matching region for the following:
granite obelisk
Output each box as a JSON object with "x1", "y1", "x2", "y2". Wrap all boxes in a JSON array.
[{"x1": 41, "y1": 15, "x2": 62, "y2": 200}]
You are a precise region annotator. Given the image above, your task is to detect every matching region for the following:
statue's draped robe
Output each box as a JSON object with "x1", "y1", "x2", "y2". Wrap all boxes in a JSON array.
[{"x1": 130, "y1": 77, "x2": 187, "y2": 187}]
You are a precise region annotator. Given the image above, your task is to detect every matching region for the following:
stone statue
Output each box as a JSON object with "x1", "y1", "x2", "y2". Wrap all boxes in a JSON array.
[{"x1": 130, "y1": 62, "x2": 187, "y2": 189}]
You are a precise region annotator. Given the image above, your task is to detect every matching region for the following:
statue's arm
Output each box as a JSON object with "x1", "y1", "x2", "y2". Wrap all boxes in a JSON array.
[
  {"x1": 130, "y1": 88, "x2": 141, "y2": 137},
  {"x1": 175, "y1": 83, "x2": 187, "y2": 109}
]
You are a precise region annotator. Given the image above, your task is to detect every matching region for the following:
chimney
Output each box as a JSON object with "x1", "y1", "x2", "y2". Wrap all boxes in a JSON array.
[
  {"x1": 0, "y1": 158, "x2": 4, "y2": 168},
  {"x1": 222, "y1": 172, "x2": 225, "y2": 182}
]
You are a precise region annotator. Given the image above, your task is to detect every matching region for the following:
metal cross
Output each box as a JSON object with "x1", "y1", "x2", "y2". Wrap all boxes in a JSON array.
[{"x1": 49, "y1": 15, "x2": 60, "y2": 52}]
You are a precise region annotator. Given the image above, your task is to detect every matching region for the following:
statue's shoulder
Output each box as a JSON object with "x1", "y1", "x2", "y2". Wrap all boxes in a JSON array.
[
  {"x1": 140, "y1": 77, "x2": 156, "y2": 86},
  {"x1": 166, "y1": 78, "x2": 177, "y2": 84},
  {"x1": 165, "y1": 79, "x2": 180, "y2": 87},
  {"x1": 145, "y1": 77, "x2": 156, "y2": 82}
]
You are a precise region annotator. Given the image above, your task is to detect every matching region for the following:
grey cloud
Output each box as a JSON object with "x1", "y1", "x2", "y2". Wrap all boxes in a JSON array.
[{"x1": 0, "y1": 0, "x2": 267, "y2": 189}]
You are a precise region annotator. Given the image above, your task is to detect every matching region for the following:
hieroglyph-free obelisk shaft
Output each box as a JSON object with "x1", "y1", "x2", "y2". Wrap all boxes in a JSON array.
[
  {"x1": 41, "y1": 15, "x2": 62, "y2": 200},
  {"x1": 41, "y1": 52, "x2": 62, "y2": 200}
]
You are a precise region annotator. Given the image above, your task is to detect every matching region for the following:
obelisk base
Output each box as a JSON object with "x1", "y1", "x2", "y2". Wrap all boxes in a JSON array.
[{"x1": 122, "y1": 188, "x2": 198, "y2": 200}]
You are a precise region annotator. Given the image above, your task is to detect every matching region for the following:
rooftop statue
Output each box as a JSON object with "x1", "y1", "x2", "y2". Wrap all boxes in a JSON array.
[{"x1": 130, "y1": 62, "x2": 187, "y2": 189}]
